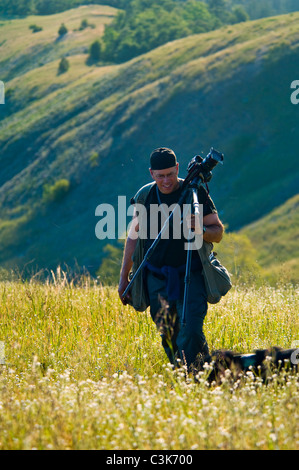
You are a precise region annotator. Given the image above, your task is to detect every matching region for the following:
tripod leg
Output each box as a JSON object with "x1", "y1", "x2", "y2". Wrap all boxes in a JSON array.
[
  {"x1": 182, "y1": 229, "x2": 193, "y2": 326},
  {"x1": 181, "y1": 186, "x2": 202, "y2": 326}
]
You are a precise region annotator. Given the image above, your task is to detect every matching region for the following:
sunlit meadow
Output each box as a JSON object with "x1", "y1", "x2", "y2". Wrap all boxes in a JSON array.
[{"x1": 0, "y1": 270, "x2": 298, "y2": 450}]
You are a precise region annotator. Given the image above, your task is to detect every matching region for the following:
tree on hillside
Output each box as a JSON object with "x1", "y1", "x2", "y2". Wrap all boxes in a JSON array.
[
  {"x1": 181, "y1": 1, "x2": 219, "y2": 33},
  {"x1": 58, "y1": 57, "x2": 70, "y2": 74},
  {"x1": 206, "y1": 0, "x2": 234, "y2": 23},
  {"x1": 58, "y1": 23, "x2": 68, "y2": 37},
  {"x1": 231, "y1": 5, "x2": 249, "y2": 23},
  {"x1": 88, "y1": 40, "x2": 102, "y2": 63}
]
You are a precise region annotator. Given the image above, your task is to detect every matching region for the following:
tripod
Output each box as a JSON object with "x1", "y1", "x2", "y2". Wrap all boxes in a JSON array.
[{"x1": 181, "y1": 175, "x2": 203, "y2": 326}]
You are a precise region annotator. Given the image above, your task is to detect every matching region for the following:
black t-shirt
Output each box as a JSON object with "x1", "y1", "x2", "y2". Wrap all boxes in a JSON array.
[{"x1": 132, "y1": 182, "x2": 217, "y2": 268}]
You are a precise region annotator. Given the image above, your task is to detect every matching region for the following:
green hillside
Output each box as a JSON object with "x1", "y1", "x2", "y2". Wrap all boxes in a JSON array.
[
  {"x1": 0, "y1": 8, "x2": 298, "y2": 274},
  {"x1": 241, "y1": 194, "x2": 299, "y2": 284},
  {"x1": 0, "y1": 5, "x2": 118, "y2": 82}
]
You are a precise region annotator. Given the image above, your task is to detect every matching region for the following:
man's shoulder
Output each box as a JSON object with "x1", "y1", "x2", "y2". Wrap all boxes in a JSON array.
[
  {"x1": 130, "y1": 182, "x2": 156, "y2": 205},
  {"x1": 131, "y1": 178, "x2": 185, "y2": 205}
]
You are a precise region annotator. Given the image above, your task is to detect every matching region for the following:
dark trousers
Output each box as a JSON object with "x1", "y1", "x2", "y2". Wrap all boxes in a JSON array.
[{"x1": 146, "y1": 269, "x2": 209, "y2": 368}]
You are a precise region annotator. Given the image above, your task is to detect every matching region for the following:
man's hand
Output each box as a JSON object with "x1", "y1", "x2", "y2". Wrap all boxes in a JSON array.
[
  {"x1": 186, "y1": 214, "x2": 203, "y2": 234},
  {"x1": 118, "y1": 277, "x2": 132, "y2": 306},
  {"x1": 186, "y1": 213, "x2": 224, "y2": 243}
]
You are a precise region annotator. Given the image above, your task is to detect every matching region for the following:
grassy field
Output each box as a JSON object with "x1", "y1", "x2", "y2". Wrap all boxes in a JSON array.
[{"x1": 0, "y1": 272, "x2": 298, "y2": 450}]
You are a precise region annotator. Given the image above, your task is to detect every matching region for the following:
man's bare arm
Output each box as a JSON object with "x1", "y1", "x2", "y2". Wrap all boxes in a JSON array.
[
  {"x1": 188, "y1": 212, "x2": 224, "y2": 243},
  {"x1": 118, "y1": 210, "x2": 139, "y2": 304},
  {"x1": 202, "y1": 213, "x2": 224, "y2": 243}
]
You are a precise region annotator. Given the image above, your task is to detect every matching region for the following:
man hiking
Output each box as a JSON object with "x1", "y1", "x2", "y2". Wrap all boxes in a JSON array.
[{"x1": 118, "y1": 147, "x2": 224, "y2": 370}]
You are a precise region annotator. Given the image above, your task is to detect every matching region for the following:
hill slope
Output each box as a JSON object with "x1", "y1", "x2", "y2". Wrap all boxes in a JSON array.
[
  {"x1": 0, "y1": 10, "x2": 298, "y2": 273},
  {"x1": 241, "y1": 194, "x2": 299, "y2": 283},
  {"x1": 0, "y1": 5, "x2": 118, "y2": 82}
]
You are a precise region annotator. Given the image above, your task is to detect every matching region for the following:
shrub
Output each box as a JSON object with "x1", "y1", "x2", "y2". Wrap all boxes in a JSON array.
[
  {"x1": 76, "y1": 19, "x2": 96, "y2": 31},
  {"x1": 58, "y1": 23, "x2": 68, "y2": 37},
  {"x1": 96, "y1": 242, "x2": 124, "y2": 285},
  {"x1": 58, "y1": 57, "x2": 70, "y2": 74},
  {"x1": 89, "y1": 151, "x2": 99, "y2": 168},
  {"x1": 232, "y1": 6, "x2": 249, "y2": 23},
  {"x1": 29, "y1": 24, "x2": 43, "y2": 33},
  {"x1": 80, "y1": 19, "x2": 89, "y2": 30},
  {"x1": 88, "y1": 40, "x2": 101, "y2": 62},
  {"x1": 43, "y1": 179, "x2": 70, "y2": 203}
]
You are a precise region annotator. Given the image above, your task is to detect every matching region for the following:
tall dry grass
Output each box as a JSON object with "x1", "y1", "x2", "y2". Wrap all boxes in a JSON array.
[{"x1": 0, "y1": 271, "x2": 298, "y2": 449}]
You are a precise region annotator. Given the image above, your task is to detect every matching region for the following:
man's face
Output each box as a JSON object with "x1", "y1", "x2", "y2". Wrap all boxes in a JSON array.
[{"x1": 149, "y1": 163, "x2": 179, "y2": 194}]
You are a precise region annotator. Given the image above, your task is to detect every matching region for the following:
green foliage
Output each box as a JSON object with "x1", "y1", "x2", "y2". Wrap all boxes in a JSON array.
[
  {"x1": 96, "y1": 242, "x2": 124, "y2": 285},
  {"x1": 102, "y1": 0, "x2": 220, "y2": 62},
  {"x1": 242, "y1": 194, "x2": 299, "y2": 285},
  {"x1": 100, "y1": 0, "x2": 299, "y2": 62},
  {"x1": 58, "y1": 57, "x2": 70, "y2": 74},
  {"x1": 89, "y1": 151, "x2": 100, "y2": 168},
  {"x1": 207, "y1": 0, "x2": 233, "y2": 22},
  {"x1": 35, "y1": 0, "x2": 78, "y2": 15},
  {"x1": 231, "y1": 5, "x2": 249, "y2": 23},
  {"x1": 0, "y1": 0, "x2": 34, "y2": 16},
  {"x1": 43, "y1": 179, "x2": 71, "y2": 203},
  {"x1": 29, "y1": 24, "x2": 43, "y2": 33},
  {"x1": 0, "y1": 0, "x2": 126, "y2": 17},
  {"x1": 58, "y1": 23, "x2": 68, "y2": 37},
  {"x1": 79, "y1": 18, "x2": 95, "y2": 30},
  {"x1": 216, "y1": 232, "x2": 264, "y2": 285},
  {"x1": 229, "y1": 0, "x2": 298, "y2": 20},
  {"x1": 0, "y1": 0, "x2": 297, "y2": 19},
  {"x1": 88, "y1": 39, "x2": 102, "y2": 62},
  {"x1": 80, "y1": 18, "x2": 88, "y2": 30}
]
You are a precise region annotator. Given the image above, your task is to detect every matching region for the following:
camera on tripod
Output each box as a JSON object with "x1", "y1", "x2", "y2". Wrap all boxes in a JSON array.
[{"x1": 185, "y1": 148, "x2": 224, "y2": 186}]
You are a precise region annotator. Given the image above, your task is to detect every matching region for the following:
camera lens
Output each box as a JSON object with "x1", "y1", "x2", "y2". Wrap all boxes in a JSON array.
[{"x1": 202, "y1": 148, "x2": 223, "y2": 173}]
